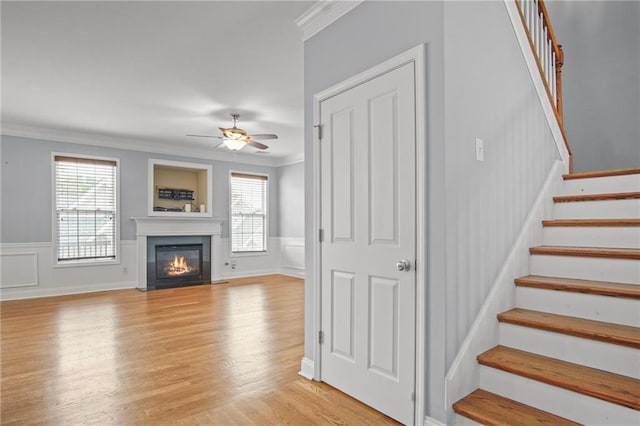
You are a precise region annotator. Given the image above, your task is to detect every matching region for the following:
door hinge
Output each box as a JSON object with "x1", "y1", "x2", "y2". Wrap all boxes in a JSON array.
[
  {"x1": 314, "y1": 124, "x2": 323, "y2": 140},
  {"x1": 319, "y1": 228, "x2": 324, "y2": 243},
  {"x1": 411, "y1": 391, "x2": 415, "y2": 402},
  {"x1": 319, "y1": 330, "x2": 325, "y2": 344}
]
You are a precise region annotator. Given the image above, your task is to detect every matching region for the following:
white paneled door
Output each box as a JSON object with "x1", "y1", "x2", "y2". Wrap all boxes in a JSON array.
[{"x1": 319, "y1": 62, "x2": 417, "y2": 425}]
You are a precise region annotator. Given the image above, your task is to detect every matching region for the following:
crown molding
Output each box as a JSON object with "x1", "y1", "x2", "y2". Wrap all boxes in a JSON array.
[
  {"x1": 0, "y1": 124, "x2": 302, "y2": 168},
  {"x1": 295, "y1": 0, "x2": 364, "y2": 41},
  {"x1": 277, "y1": 152, "x2": 305, "y2": 167}
]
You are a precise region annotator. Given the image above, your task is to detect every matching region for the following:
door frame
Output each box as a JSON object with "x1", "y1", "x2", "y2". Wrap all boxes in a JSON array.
[{"x1": 312, "y1": 44, "x2": 427, "y2": 423}]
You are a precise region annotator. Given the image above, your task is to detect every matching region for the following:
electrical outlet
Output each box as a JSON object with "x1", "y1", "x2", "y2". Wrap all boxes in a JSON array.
[
  {"x1": 475, "y1": 138, "x2": 484, "y2": 162},
  {"x1": 123, "y1": 266, "x2": 128, "y2": 274}
]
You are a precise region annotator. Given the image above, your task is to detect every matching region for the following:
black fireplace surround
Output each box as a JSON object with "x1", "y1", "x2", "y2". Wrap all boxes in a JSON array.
[{"x1": 146, "y1": 235, "x2": 211, "y2": 290}]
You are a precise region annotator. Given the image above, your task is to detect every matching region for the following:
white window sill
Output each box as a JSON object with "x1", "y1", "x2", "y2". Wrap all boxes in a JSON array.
[
  {"x1": 53, "y1": 258, "x2": 120, "y2": 268},
  {"x1": 230, "y1": 251, "x2": 269, "y2": 258}
]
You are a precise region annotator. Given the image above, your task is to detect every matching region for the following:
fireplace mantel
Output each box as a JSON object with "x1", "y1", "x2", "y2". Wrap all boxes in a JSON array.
[
  {"x1": 132, "y1": 217, "x2": 225, "y2": 289},
  {"x1": 132, "y1": 216, "x2": 224, "y2": 236}
]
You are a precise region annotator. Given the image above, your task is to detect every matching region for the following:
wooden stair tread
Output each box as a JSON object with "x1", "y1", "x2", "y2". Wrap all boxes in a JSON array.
[
  {"x1": 453, "y1": 389, "x2": 581, "y2": 426},
  {"x1": 563, "y1": 168, "x2": 640, "y2": 180},
  {"x1": 529, "y1": 246, "x2": 640, "y2": 260},
  {"x1": 515, "y1": 275, "x2": 640, "y2": 299},
  {"x1": 498, "y1": 308, "x2": 640, "y2": 348},
  {"x1": 478, "y1": 346, "x2": 640, "y2": 410},
  {"x1": 542, "y1": 219, "x2": 640, "y2": 227},
  {"x1": 553, "y1": 192, "x2": 640, "y2": 203}
]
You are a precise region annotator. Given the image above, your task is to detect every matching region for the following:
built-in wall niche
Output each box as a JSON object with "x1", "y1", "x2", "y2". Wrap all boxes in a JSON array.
[{"x1": 148, "y1": 159, "x2": 213, "y2": 217}]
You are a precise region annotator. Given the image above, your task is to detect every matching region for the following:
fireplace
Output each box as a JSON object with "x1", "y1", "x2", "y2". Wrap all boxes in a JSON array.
[{"x1": 146, "y1": 236, "x2": 211, "y2": 290}]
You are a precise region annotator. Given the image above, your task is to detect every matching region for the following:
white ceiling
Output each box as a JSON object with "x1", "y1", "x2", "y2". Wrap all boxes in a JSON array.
[{"x1": 1, "y1": 1, "x2": 313, "y2": 165}]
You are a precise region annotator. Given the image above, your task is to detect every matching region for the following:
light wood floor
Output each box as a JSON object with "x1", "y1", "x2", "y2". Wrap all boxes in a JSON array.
[{"x1": 1, "y1": 275, "x2": 398, "y2": 425}]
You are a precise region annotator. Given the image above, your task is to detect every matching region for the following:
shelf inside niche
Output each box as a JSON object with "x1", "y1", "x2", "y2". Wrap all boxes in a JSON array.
[{"x1": 148, "y1": 159, "x2": 213, "y2": 217}]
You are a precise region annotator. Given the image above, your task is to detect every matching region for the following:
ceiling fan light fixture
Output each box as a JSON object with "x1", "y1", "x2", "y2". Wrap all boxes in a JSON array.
[{"x1": 223, "y1": 138, "x2": 246, "y2": 151}]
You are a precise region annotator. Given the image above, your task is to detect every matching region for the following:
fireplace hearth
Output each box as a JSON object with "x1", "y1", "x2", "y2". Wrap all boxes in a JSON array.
[{"x1": 147, "y1": 236, "x2": 211, "y2": 290}]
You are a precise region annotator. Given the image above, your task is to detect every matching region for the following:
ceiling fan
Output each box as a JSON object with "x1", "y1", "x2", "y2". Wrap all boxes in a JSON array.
[{"x1": 187, "y1": 114, "x2": 278, "y2": 151}]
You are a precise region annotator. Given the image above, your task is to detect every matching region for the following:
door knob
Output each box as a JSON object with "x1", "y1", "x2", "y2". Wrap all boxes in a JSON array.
[{"x1": 396, "y1": 259, "x2": 411, "y2": 272}]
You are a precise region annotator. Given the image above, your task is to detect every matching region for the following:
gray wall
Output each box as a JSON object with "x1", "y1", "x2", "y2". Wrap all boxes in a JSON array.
[
  {"x1": 0, "y1": 135, "x2": 280, "y2": 243},
  {"x1": 546, "y1": 1, "x2": 640, "y2": 172},
  {"x1": 304, "y1": 0, "x2": 446, "y2": 420},
  {"x1": 278, "y1": 161, "x2": 304, "y2": 239},
  {"x1": 305, "y1": 1, "x2": 565, "y2": 422}
]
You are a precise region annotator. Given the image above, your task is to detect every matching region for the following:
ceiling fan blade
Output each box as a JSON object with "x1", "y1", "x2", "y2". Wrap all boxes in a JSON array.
[
  {"x1": 186, "y1": 134, "x2": 222, "y2": 139},
  {"x1": 247, "y1": 140, "x2": 269, "y2": 150},
  {"x1": 248, "y1": 133, "x2": 278, "y2": 140}
]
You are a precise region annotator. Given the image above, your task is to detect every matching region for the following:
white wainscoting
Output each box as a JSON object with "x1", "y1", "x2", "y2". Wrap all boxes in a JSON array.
[
  {"x1": 444, "y1": 161, "x2": 563, "y2": 416},
  {"x1": 0, "y1": 238, "x2": 305, "y2": 300},
  {"x1": 0, "y1": 241, "x2": 138, "y2": 300},
  {"x1": 219, "y1": 237, "x2": 306, "y2": 280},
  {"x1": 279, "y1": 238, "x2": 305, "y2": 278}
]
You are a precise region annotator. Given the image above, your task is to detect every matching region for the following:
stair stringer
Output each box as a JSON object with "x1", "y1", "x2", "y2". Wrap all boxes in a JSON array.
[{"x1": 444, "y1": 160, "x2": 563, "y2": 423}]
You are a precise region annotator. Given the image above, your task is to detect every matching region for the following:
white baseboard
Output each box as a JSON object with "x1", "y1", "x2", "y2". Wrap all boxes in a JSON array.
[
  {"x1": 0, "y1": 281, "x2": 138, "y2": 301},
  {"x1": 444, "y1": 161, "x2": 562, "y2": 417},
  {"x1": 221, "y1": 269, "x2": 281, "y2": 279},
  {"x1": 299, "y1": 357, "x2": 315, "y2": 379},
  {"x1": 424, "y1": 416, "x2": 448, "y2": 426},
  {"x1": 278, "y1": 267, "x2": 305, "y2": 279}
]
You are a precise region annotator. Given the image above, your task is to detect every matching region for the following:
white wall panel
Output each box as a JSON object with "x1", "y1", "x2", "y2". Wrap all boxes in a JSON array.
[{"x1": 0, "y1": 251, "x2": 39, "y2": 288}]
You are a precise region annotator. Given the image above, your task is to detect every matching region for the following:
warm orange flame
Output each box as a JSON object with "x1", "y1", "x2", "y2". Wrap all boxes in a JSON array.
[{"x1": 164, "y1": 255, "x2": 194, "y2": 276}]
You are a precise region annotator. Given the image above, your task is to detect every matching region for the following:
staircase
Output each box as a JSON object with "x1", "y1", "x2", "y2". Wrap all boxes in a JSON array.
[{"x1": 453, "y1": 168, "x2": 640, "y2": 425}]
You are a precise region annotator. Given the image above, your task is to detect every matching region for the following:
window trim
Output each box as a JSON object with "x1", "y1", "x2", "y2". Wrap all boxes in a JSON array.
[
  {"x1": 51, "y1": 152, "x2": 121, "y2": 267},
  {"x1": 228, "y1": 170, "x2": 269, "y2": 256}
]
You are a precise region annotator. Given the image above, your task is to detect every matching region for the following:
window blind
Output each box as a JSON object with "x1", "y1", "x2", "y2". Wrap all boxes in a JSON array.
[
  {"x1": 230, "y1": 173, "x2": 267, "y2": 253},
  {"x1": 55, "y1": 156, "x2": 117, "y2": 262}
]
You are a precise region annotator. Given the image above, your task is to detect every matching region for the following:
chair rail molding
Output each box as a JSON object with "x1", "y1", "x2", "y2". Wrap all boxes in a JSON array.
[{"x1": 295, "y1": 0, "x2": 364, "y2": 41}]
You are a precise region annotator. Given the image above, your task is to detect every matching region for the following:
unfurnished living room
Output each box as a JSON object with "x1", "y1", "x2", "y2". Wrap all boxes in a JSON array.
[{"x1": 1, "y1": 1, "x2": 639, "y2": 425}]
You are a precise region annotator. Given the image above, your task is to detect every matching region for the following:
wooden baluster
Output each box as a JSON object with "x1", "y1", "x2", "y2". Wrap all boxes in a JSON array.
[{"x1": 513, "y1": 0, "x2": 571, "y2": 172}]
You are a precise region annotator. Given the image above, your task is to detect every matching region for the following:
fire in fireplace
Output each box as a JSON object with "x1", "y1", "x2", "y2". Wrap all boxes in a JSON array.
[
  {"x1": 164, "y1": 255, "x2": 195, "y2": 276},
  {"x1": 147, "y1": 236, "x2": 211, "y2": 290},
  {"x1": 157, "y1": 244, "x2": 201, "y2": 279}
]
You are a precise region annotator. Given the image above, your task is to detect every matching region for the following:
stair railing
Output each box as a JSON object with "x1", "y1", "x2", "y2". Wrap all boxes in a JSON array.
[{"x1": 515, "y1": 0, "x2": 573, "y2": 172}]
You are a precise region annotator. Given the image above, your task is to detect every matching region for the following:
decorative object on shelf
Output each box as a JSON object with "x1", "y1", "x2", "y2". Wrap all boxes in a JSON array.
[
  {"x1": 153, "y1": 207, "x2": 183, "y2": 212},
  {"x1": 186, "y1": 114, "x2": 278, "y2": 151},
  {"x1": 157, "y1": 188, "x2": 195, "y2": 201}
]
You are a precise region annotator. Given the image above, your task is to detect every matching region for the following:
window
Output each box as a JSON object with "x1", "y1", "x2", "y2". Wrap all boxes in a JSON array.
[
  {"x1": 230, "y1": 172, "x2": 268, "y2": 253},
  {"x1": 54, "y1": 155, "x2": 118, "y2": 263}
]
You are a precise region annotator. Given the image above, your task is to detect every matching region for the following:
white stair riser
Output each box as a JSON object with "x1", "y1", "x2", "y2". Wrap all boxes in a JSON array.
[
  {"x1": 479, "y1": 366, "x2": 640, "y2": 425},
  {"x1": 562, "y1": 174, "x2": 640, "y2": 195},
  {"x1": 530, "y1": 255, "x2": 640, "y2": 284},
  {"x1": 553, "y1": 199, "x2": 640, "y2": 219},
  {"x1": 499, "y1": 324, "x2": 640, "y2": 378},
  {"x1": 543, "y1": 227, "x2": 640, "y2": 248},
  {"x1": 516, "y1": 287, "x2": 640, "y2": 326}
]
